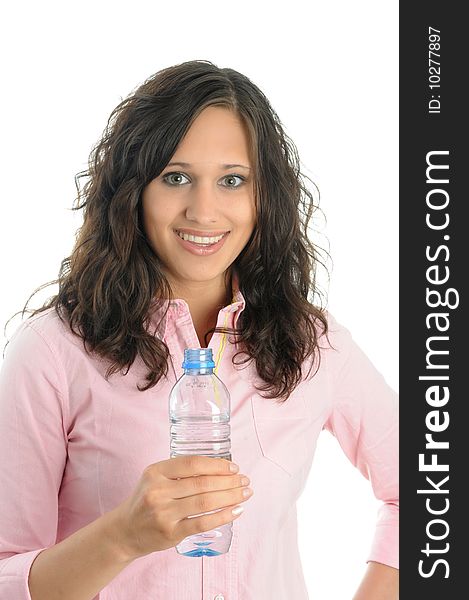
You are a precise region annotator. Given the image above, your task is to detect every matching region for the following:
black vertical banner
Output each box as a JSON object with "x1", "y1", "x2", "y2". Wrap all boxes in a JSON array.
[{"x1": 400, "y1": 3, "x2": 466, "y2": 597}]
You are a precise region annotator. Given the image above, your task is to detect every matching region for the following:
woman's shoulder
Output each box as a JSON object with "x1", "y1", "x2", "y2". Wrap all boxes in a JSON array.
[
  {"x1": 291, "y1": 309, "x2": 355, "y2": 382},
  {"x1": 5, "y1": 306, "x2": 82, "y2": 360},
  {"x1": 312, "y1": 308, "x2": 354, "y2": 351},
  {"x1": 9, "y1": 306, "x2": 64, "y2": 336},
  {"x1": 310, "y1": 308, "x2": 361, "y2": 375}
]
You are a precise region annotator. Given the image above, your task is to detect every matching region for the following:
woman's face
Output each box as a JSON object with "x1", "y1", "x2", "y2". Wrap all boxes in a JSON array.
[{"x1": 141, "y1": 106, "x2": 256, "y2": 291}]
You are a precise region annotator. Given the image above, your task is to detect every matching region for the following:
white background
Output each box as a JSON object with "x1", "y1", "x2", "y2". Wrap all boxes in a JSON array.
[{"x1": 0, "y1": 1, "x2": 398, "y2": 597}]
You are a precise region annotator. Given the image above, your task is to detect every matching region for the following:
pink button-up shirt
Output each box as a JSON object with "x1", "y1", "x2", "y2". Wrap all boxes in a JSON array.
[{"x1": 0, "y1": 278, "x2": 399, "y2": 599}]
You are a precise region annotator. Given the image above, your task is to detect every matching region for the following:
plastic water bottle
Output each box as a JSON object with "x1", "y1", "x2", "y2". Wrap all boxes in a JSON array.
[{"x1": 169, "y1": 347, "x2": 233, "y2": 557}]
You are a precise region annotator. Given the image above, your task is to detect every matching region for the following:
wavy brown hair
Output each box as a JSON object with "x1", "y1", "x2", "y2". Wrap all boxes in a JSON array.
[{"x1": 4, "y1": 59, "x2": 330, "y2": 403}]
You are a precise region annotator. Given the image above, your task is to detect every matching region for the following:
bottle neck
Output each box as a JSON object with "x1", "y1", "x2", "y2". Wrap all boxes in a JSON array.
[
  {"x1": 182, "y1": 348, "x2": 215, "y2": 372},
  {"x1": 183, "y1": 368, "x2": 214, "y2": 375}
]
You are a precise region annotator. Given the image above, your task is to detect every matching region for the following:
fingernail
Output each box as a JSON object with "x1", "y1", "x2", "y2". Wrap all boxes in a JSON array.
[
  {"x1": 232, "y1": 505, "x2": 244, "y2": 515},
  {"x1": 230, "y1": 463, "x2": 239, "y2": 472}
]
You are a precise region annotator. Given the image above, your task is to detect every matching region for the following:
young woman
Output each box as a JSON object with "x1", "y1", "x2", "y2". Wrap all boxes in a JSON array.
[{"x1": 0, "y1": 60, "x2": 398, "y2": 599}]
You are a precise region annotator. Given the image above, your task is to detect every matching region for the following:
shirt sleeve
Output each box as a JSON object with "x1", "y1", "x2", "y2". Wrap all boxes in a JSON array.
[
  {"x1": 322, "y1": 313, "x2": 399, "y2": 570},
  {"x1": 0, "y1": 320, "x2": 68, "y2": 598}
]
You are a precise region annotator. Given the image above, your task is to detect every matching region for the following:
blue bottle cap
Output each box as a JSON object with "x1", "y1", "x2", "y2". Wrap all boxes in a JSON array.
[{"x1": 182, "y1": 348, "x2": 216, "y2": 369}]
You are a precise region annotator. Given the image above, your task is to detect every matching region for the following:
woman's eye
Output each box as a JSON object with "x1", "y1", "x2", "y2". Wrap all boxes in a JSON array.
[
  {"x1": 162, "y1": 172, "x2": 245, "y2": 189},
  {"x1": 222, "y1": 174, "x2": 245, "y2": 188},
  {"x1": 162, "y1": 172, "x2": 190, "y2": 185}
]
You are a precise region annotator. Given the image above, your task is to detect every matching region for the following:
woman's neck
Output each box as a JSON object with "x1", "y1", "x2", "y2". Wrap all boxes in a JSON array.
[{"x1": 169, "y1": 271, "x2": 233, "y2": 346}]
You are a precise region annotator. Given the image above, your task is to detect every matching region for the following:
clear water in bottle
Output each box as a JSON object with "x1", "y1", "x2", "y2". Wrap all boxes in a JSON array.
[{"x1": 169, "y1": 348, "x2": 233, "y2": 557}]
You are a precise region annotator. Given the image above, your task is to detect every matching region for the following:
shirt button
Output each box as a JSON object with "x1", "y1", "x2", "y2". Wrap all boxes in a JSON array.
[{"x1": 214, "y1": 595, "x2": 225, "y2": 600}]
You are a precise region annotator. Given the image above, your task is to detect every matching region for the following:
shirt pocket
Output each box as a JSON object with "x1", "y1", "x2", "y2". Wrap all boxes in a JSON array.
[{"x1": 250, "y1": 390, "x2": 309, "y2": 477}]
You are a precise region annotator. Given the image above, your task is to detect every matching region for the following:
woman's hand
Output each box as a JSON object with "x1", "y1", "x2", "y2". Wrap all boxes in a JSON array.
[
  {"x1": 109, "y1": 456, "x2": 253, "y2": 560},
  {"x1": 352, "y1": 561, "x2": 399, "y2": 600}
]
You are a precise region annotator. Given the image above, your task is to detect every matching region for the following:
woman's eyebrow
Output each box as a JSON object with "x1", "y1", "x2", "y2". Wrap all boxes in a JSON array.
[{"x1": 166, "y1": 161, "x2": 251, "y2": 170}]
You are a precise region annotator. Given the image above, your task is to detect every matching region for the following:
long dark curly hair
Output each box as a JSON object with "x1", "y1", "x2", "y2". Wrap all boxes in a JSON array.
[{"x1": 4, "y1": 59, "x2": 330, "y2": 403}]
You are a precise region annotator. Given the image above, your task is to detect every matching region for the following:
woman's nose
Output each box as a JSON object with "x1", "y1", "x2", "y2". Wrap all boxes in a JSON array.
[{"x1": 184, "y1": 180, "x2": 220, "y2": 222}]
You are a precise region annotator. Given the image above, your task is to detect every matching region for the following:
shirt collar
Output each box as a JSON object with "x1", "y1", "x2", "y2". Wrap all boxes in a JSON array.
[{"x1": 147, "y1": 270, "x2": 246, "y2": 339}]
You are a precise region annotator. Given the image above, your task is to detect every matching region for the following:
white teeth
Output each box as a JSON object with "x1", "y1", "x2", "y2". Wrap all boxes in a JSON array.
[{"x1": 176, "y1": 231, "x2": 225, "y2": 244}]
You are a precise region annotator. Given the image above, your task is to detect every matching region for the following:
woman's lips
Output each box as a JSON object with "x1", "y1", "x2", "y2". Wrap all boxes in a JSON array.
[{"x1": 173, "y1": 230, "x2": 230, "y2": 256}]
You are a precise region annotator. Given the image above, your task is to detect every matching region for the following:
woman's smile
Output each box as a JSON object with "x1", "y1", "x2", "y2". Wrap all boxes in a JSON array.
[{"x1": 173, "y1": 228, "x2": 231, "y2": 256}]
